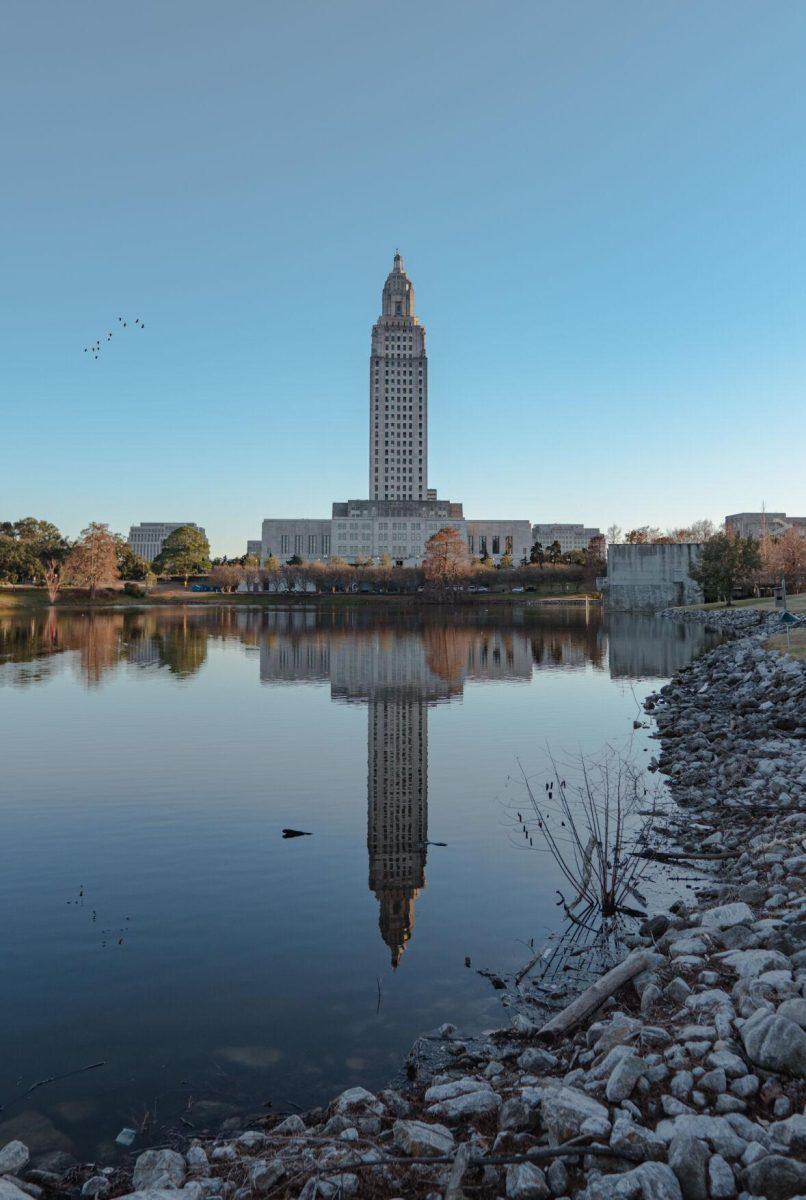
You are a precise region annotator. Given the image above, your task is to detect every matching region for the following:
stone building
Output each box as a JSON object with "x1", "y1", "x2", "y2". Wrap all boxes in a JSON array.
[
  {"x1": 532, "y1": 523, "x2": 601, "y2": 553},
  {"x1": 256, "y1": 253, "x2": 531, "y2": 567},
  {"x1": 725, "y1": 512, "x2": 806, "y2": 540},
  {"x1": 127, "y1": 522, "x2": 206, "y2": 563},
  {"x1": 601, "y1": 543, "x2": 704, "y2": 610}
]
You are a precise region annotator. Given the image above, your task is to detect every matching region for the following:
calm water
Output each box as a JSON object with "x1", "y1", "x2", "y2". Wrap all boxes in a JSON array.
[{"x1": 0, "y1": 604, "x2": 713, "y2": 1161}]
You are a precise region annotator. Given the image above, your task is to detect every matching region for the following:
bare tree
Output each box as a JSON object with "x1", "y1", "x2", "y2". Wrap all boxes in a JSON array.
[
  {"x1": 65, "y1": 523, "x2": 119, "y2": 599},
  {"x1": 423, "y1": 527, "x2": 471, "y2": 592},
  {"x1": 42, "y1": 558, "x2": 64, "y2": 604},
  {"x1": 606, "y1": 524, "x2": 622, "y2": 545}
]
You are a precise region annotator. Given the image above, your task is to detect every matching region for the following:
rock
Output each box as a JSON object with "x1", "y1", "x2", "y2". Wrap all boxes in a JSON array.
[
  {"x1": 392, "y1": 1120, "x2": 454, "y2": 1157},
  {"x1": 0, "y1": 1114, "x2": 73, "y2": 1158},
  {"x1": 742, "y1": 1154, "x2": 806, "y2": 1200},
  {"x1": 776, "y1": 996, "x2": 806, "y2": 1027},
  {"x1": 132, "y1": 1149, "x2": 187, "y2": 1191},
  {"x1": 668, "y1": 1132, "x2": 709, "y2": 1200},
  {"x1": 705, "y1": 1050, "x2": 746, "y2": 1077},
  {"x1": 546, "y1": 1159, "x2": 568, "y2": 1196},
  {"x1": 605, "y1": 1053, "x2": 645, "y2": 1102},
  {"x1": 700, "y1": 903, "x2": 754, "y2": 930},
  {"x1": 0, "y1": 1183, "x2": 32, "y2": 1200},
  {"x1": 540, "y1": 1086, "x2": 609, "y2": 1146},
  {"x1": 517, "y1": 1048, "x2": 558, "y2": 1072},
  {"x1": 739, "y1": 1008, "x2": 806, "y2": 1076},
  {"x1": 769, "y1": 1113, "x2": 806, "y2": 1155},
  {"x1": 115, "y1": 1128, "x2": 137, "y2": 1148},
  {"x1": 427, "y1": 1087, "x2": 500, "y2": 1122},
  {"x1": 665, "y1": 977, "x2": 692, "y2": 1003},
  {"x1": 332, "y1": 1087, "x2": 384, "y2": 1117},
  {"x1": 720, "y1": 948, "x2": 790, "y2": 980},
  {"x1": 699, "y1": 1067, "x2": 727, "y2": 1094},
  {"x1": 609, "y1": 1118, "x2": 666, "y2": 1162},
  {"x1": 0, "y1": 1144, "x2": 29, "y2": 1177},
  {"x1": 640, "y1": 914, "x2": 670, "y2": 939},
  {"x1": 423, "y1": 1077, "x2": 491, "y2": 1104},
  {"x1": 685, "y1": 989, "x2": 734, "y2": 1013},
  {"x1": 273, "y1": 1114, "x2": 306, "y2": 1134},
  {"x1": 655, "y1": 1114, "x2": 746, "y2": 1160},
  {"x1": 505, "y1": 1162, "x2": 549, "y2": 1199},
  {"x1": 582, "y1": 1161, "x2": 683, "y2": 1200},
  {"x1": 80, "y1": 1179, "x2": 110, "y2": 1199},
  {"x1": 186, "y1": 1146, "x2": 209, "y2": 1173},
  {"x1": 499, "y1": 1096, "x2": 539, "y2": 1133},
  {"x1": 588, "y1": 1043, "x2": 636, "y2": 1080},
  {"x1": 708, "y1": 1154, "x2": 736, "y2": 1198},
  {"x1": 248, "y1": 1160, "x2": 285, "y2": 1195}
]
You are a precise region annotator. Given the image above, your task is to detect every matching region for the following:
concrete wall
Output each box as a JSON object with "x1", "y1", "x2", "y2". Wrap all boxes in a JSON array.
[
  {"x1": 466, "y1": 520, "x2": 532, "y2": 564},
  {"x1": 602, "y1": 543, "x2": 704, "y2": 611}
]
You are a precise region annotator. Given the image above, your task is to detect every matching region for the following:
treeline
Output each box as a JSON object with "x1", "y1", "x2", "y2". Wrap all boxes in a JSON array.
[
  {"x1": 209, "y1": 558, "x2": 596, "y2": 595},
  {"x1": 0, "y1": 519, "x2": 212, "y2": 600}
]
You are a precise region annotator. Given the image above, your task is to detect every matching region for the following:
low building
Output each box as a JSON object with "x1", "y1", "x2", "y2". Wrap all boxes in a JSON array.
[
  {"x1": 532, "y1": 523, "x2": 601, "y2": 553},
  {"x1": 261, "y1": 519, "x2": 333, "y2": 563},
  {"x1": 725, "y1": 512, "x2": 806, "y2": 539},
  {"x1": 127, "y1": 522, "x2": 206, "y2": 563},
  {"x1": 466, "y1": 520, "x2": 532, "y2": 564},
  {"x1": 600, "y1": 543, "x2": 703, "y2": 611},
  {"x1": 246, "y1": 540, "x2": 262, "y2": 559}
]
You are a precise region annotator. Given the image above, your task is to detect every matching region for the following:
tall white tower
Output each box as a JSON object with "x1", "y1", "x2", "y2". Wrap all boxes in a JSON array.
[{"x1": 369, "y1": 252, "x2": 428, "y2": 501}]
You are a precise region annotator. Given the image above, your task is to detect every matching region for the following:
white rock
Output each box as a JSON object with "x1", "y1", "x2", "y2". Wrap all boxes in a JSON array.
[
  {"x1": 506, "y1": 1161, "x2": 549, "y2": 1199},
  {"x1": 700, "y1": 903, "x2": 754, "y2": 930},
  {"x1": 0, "y1": 1143, "x2": 29, "y2": 1177},
  {"x1": 392, "y1": 1119, "x2": 454, "y2": 1157},
  {"x1": 132, "y1": 1148, "x2": 186, "y2": 1191},
  {"x1": 540, "y1": 1086, "x2": 609, "y2": 1146}
]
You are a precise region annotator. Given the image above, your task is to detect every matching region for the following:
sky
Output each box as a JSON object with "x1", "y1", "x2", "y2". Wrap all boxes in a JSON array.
[{"x1": 2, "y1": 0, "x2": 805, "y2": 556}]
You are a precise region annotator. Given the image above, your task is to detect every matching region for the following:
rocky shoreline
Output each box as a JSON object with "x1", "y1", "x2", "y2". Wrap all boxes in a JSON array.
[{"x1": 2, "y1": 606, "x2": 804, "y2": 1200}]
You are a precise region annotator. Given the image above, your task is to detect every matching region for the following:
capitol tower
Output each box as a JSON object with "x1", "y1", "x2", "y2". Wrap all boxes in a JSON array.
[{"x1": 369, "y1": 253, "x2": 428, "y2": 502}]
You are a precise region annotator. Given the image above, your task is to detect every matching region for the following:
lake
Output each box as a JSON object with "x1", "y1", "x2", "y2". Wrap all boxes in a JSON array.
[{"x1": 0, "y1": 603, "x2": 714, "y2": 1162}]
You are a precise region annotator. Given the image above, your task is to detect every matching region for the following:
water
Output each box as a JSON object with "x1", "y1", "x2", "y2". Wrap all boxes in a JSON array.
[{"x1": 0, "y1": 603, "x2": 714, "y2": 1161}]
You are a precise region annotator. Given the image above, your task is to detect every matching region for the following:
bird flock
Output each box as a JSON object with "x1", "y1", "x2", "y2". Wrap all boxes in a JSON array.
[{"x1": 84, "y1": 316, "x2": 145, "y2": 360}]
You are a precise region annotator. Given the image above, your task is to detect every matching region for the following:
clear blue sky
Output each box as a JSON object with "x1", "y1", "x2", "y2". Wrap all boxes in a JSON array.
[{"x1": 2, "y1": 1, "x2": 804, "y2": 555}]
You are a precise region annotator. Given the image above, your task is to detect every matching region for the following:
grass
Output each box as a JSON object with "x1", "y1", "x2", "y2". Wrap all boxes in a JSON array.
[
  {"x1": 683, "y1": 593, "x2": 806, "y2": 613},
  {"x1": 764, "y1": 628, "x2": 806, "y2": 661},
  {"x1": 0, "y1": 585, "x2": 599, "y2": 613}
]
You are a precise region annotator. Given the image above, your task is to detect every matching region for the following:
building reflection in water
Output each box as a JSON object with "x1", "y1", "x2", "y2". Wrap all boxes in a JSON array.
[{"x1": 0, "y1": 604, "x2": 714, "y2": 963}]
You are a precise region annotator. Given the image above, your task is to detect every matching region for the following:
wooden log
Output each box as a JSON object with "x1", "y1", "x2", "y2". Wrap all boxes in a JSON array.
[
  {"x1": 445, "y1": 1142, "x2": 471, "y2": 1200},
  {"x1": 535, "y1": 950, "x2": 655, "y2": 1041}
]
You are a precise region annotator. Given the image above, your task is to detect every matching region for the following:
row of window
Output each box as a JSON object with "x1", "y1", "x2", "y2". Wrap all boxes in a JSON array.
[
  {"x1": 274, "y1": 533, "x2": 332, "y2": 555},
  {"x1": 467, "y1": 535, "x2": 515, "y2": 555}
]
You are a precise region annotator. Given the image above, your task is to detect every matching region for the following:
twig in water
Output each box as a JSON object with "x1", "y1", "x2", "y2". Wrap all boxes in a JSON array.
[{"x1": 0, "y1": 1061, "x2": 106, "y2": 1113}]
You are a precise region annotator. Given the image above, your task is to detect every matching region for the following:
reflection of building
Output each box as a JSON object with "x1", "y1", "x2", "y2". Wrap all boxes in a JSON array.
[
  {"x1": 605, "y1": 612, "x2": 714, "y2": 678},
  {"x1": 258, "y1": 618, "x2": 532, "y2": 963}
]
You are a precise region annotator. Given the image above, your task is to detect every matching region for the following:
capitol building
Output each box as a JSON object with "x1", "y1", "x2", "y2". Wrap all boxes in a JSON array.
[{"x1": 254, "y1": 253, "x2": 533, "y2": 567}]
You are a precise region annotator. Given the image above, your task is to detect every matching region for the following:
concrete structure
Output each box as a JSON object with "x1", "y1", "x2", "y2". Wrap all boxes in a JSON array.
[
  {"x1": 246, "y1": 540, "x2": 262, "y2": 559},
  {"x1": 261, "y1": 519, "x2": 332, "y2": 562},
  {"x1": 725, "y1": 512, "x2": 806, "y2": 540},
  {"x1": 370, "y1": 252, "x2": 428, "y2": 501},
  {"x1": 256, "y1": 252, "x2": 531, "y2": 566},
  {"x1": 127, "y1": 522, "x2": 206, "y2": 563},
  {"x1": 466, "y1": 520, "x2": 532, "y2": 565},
  {"x1": 601, "y1": 543, "x2": 704, "y2": 610},
  {"x1": 532, "y1": 523, "x2": 601, "y2": 553}
]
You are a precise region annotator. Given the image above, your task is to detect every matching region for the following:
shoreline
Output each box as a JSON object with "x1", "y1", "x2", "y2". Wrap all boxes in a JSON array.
[{"x1": 2, "y1": 606, "x2": 804, "y2": 1199}]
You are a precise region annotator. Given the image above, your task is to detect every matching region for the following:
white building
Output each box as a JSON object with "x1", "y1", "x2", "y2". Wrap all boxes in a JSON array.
[
  {"x1": 128, "y1": 522, "x2": 206, "y2": 563},
  {"x1": 370, "y1": 252, "x2": 428, "y2": 502},
  {"x1": 466, "y1": 520, "x2": 532, "y2": 564},
  {"x1": 256, "y1": 253, "x2": 531, "y2": 567},
  {"x1": 532, "y1": 523, "x2": 601, "y2": 553},
  {"x1": 725, "y1": 512, "x2": 806, "y2": 540}
]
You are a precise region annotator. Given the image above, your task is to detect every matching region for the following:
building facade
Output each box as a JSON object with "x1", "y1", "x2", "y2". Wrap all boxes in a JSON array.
[
  {"x1": 370, "y1": 252, "x2": 428, "y2": 502},
  {"x1": 466, "y1": 520, "x2": 532, "y2": 564},
  {"x1": 725, "y1": 512, "x2": 806, "y2": 540},
  {"x1": 601, "y1": 543, "x2": 704, "y2": 610},
  {"x1": 128, "y1": 522, "x2": 206, "y2": 563},
  {"x1": 261, "y1": 519, "x2": 332, "y2": 562},
  {"x1": 532, "y1": 523, "x2": 601, "y2": 553}
]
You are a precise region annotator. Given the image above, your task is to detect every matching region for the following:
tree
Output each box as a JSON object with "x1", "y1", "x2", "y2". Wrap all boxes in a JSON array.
[
  {"x1": 606, "y1": 525, "x2": 622, "y2": 545},
  {"x1": 0, "y1": 517, "x2": 67, "y2": 583},
  {"x1": 763, "y1": 528, "x2": 806, "y2": 593},
  {"x1": 210, "y1": 564, "x2": 242, "y2": 592},
  {"x1": 529, "y1": 541, "x2": 545, "y2": 566},
  {"x1": 690, "y1": 532, "x2": 761, "y2": 605},
  {"x1": 499, "y1": 552, "x2": 513, "y2": 570},
  {"x1": 546, "y1": 540, "x2": 562, "y2": 564},
  {"x1": 42, "y1": 558, "x2": 64, "y2": 604},
  {"x1": 114, "y1": 535, "x2": 149, "y2": 580},
  {"x1": 153, "y1": 525, "x2": 211, "y2": 586},
  {"x1": 287, "y1": 553, "x2": 303, "y2": 566},
  {"x1": 423, "y1": 526, "x2": 470, "y2": 591},
  {"x1": 65, "y1": 523, "x2": 120, "y2": 599}
]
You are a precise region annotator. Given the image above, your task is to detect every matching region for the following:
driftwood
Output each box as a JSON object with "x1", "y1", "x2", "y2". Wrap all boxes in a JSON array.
[
  {"x1": 535, "y1": 950, "x2": 654, "y2": 1041},
  {"x1": 445, "y1": 1141, "x2": 471, "y2": 1199}
]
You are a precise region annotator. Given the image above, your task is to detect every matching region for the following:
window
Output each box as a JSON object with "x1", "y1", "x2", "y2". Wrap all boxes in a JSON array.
[
  {"x1": 322, "y1": 534, "x2": 330, "y2": 555},
  {"x1": 480, "y1": 536, "x2": 487, "y2": 555},
  {"x1": 308, "y1": 534, "x2": 317, "y2": 555},
  {"x1": 505, "y1": 535, "x2": 513, "y2": 554},
  {"x1": 294, "y1": 534, "x2": 303, "y2": 554},
  {"x1": 492, "y1": 536, "x2": 500, "y2": 555},
  {"x1": 280, "y1": 534, "x2": 289, "y2": 554}
]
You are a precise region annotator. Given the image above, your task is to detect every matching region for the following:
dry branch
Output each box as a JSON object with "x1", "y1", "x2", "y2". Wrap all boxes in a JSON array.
[{"x1": 535, "y1": 950, "x2": 654, "y2": 1041}]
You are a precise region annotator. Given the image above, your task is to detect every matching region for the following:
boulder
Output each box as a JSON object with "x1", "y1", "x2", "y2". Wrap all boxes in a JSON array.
[
  {"x1": 0, "y1": 1144, "x2": 28, "y2": 1177},
  {"x1": 131, "y1": 1149, "x2": 186, "y2": 1191},
  {"x1": 605, "y1": 1054, "x2": 645, "y2": 1102},
  {"x1": 739, "y1": 1008, "x2": 806, "y2": 1076},
  {"x1": 582, "y1": 1161, "x2": 683, "y2": 1200},
  {"x1": 540, "y1": 1086, "x2": 608, "y2": 1146},
  {"x1": 707, "y1": 1154, "x2": 736, "y2": 1198},
  {"x1": 700, "y1": 903, "x2": 754, "y2": 930},
  {"x1": 506, "y1": 1162, "x2": 549, "y2": 1199},
  {"x1": 609, "y1": 1118, "x2": 666, "y2": 1162},
  {"x1": 742, "y1": 1154, "x2": 806, "y2": 1200},
  {"x1": 668, "y1": 1132, "x2": 709, "y2": 1200},
  {"x1": 0, "y1": 1182, "x2": 30, "y2": 1200},
  {"x1": 392, "y1": 1119, "x2": 454, "y2": 1157}
]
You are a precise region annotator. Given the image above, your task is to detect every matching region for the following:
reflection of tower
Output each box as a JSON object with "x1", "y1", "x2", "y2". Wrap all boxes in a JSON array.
[{"x1": 367, "y1": 695, "x2": 428, "y2": 968}]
